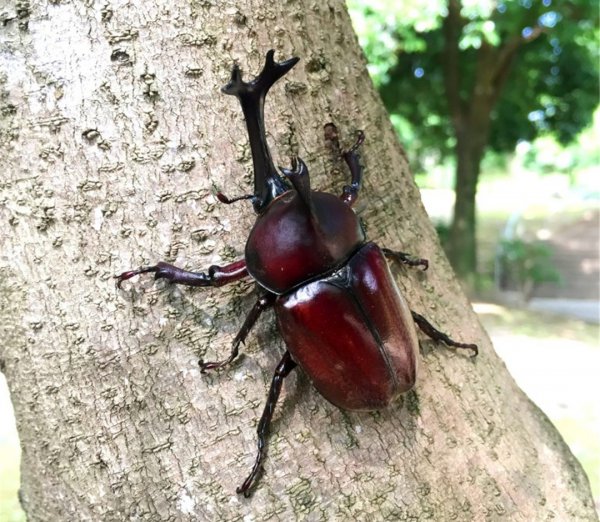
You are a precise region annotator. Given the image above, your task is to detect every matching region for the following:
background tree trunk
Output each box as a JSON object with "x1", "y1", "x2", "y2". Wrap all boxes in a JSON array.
[
  {"x1": 443, "y1": 0, "x2": 543, "y2": 282},
  {"x1": 448, "y1": 131, "x2": 484, "y2": 285},
  {"x1": 0, "y1": 1, "x2": 596, "y2": 520}
]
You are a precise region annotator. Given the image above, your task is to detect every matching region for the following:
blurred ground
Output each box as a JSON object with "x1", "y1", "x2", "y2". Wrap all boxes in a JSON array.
[
  {"x1": 527, "y1": 298, "x2": 599, "y2": 324},
  {"x1": 474, "y1": 301, "x2": 600, "y2": 511},
  {"x1": 420, "y1": 185, "x2": 600, "y2": 304}
]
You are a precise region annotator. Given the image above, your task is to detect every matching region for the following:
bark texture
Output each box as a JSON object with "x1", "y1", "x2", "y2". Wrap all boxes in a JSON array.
[{"x1": 0, "y1": 1, "x2": 596, "y2": 520}]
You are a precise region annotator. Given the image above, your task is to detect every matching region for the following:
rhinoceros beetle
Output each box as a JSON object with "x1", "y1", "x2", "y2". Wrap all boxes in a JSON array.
[{"x1": 116, "y1": 50, "x2": 478, "y2": 497}]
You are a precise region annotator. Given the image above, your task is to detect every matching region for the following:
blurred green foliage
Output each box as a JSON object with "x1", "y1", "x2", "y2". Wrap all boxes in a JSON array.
[
  {"x1": 522, "y1": 108, "x2": 600, "y2": 186},
  {"x1": 498, "y1": 238, "x2": 561, "y2": 301},
  {"x1": 348, "y1": 0, "x2": 598, "y2": 279},
  {"x1": 348, "y1": 0, "x2": 599, "y2": 171}
]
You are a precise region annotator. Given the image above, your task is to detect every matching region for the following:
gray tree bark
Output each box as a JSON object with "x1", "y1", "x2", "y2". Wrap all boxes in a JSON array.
[{"x1": 0, "y1": 1, "x2": 596, "y2": 520}]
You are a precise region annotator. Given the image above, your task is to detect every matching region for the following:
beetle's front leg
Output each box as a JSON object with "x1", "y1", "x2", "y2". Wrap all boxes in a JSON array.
[
  {"x1": 237, "y1": 351, "x2": 297, "y2": 497},
  {"x1": 200, "y1": 293, "x2": 276, "y2": 372},
  {"x1": 383, "y1": 248, "x2": 429, "y2": 271},
  {"x1": 411, "y1": 311, "x2": 478, "y2": 356},
  {"x1": 115, "y1": 259, "x2": 248, "y2": 289}
]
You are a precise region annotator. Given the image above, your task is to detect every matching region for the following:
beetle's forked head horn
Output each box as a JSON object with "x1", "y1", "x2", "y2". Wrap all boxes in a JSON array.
[{"x1": 222, "y1": 50, "x2": 299, "y2": 214}]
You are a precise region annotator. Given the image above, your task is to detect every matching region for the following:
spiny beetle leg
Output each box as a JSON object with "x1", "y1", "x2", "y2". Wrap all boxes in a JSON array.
[
  {"x1": 237, "y1": 351, "x2": 297, "y2": 497},
  {"x1": 382, "y1": 248, "x2": 429, "y2": 271},
  {"x1": 324, "y1": 123, "x2": 365, "y2": 207},
  {"x1": 411, "y1": 311, "x2": 478, "y2": 356},
  {"x1": 200, "y1": 293, "x2": 276, "y2": 372},
  {"x1": 347, "y1": 129, "x2": 365, "y2": 153},
  {"x1": 115, "y1": 259, "x2": 248, "y2": 289}
]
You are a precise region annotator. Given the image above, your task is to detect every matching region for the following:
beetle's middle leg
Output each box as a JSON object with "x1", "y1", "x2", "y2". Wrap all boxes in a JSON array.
[
  {"x1": 237, "y1": 351, "x2": 297, "y2": 497},
  {"x1": 411, "y1": 311, "x2": 478, "y2": 356},
  {"x1": 200, "y1": 293, "x2": 276, "y2": 372},
  {"x1": 383, "y1": 248, "x2": 429, "y2": 271}
]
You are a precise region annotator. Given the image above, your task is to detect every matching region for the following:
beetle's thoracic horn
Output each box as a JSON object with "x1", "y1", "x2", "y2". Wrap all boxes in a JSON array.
[
  {"x1": 279, "y1": 157, "x2": 315, "y2": 215},
  {"x1": 222, "y1": 50, "x2": 299, "y2": 214}
]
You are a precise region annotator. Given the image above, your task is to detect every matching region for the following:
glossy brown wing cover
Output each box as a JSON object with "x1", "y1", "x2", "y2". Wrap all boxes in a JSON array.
[{"x1": 275, "y1": 242, "x2": 419, "y2": 411}]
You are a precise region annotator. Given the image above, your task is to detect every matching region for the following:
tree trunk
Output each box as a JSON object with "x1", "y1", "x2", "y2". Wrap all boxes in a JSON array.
[
  {"x1": 0, "y1": 1, "x2": 596, "y2": 520},
  {"x1": 447, "y1": 130, "x2": 486, "y2": 285},
  {"x1": 447, "y1": 111, "x2": 491, "y2": 288},
  {"x1": 443, "y1": 0, "x2": 541, "y2": 282},
  {"x1": 443, "y1": 0, "x2": 483, "y2": 283}
]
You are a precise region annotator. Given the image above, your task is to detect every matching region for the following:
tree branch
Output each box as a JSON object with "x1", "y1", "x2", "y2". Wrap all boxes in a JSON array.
[{"x1": 492, "y1": 26, "x2": 544, "y2": 99}]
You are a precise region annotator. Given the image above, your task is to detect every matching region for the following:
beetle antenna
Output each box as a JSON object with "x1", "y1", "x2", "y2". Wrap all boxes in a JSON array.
[
  {"x1": 215, "y1": 192, "x2": 256, "y2": 205},
  {"x1": 222, "y1": 50, "x2": 299, "y2": 214}
]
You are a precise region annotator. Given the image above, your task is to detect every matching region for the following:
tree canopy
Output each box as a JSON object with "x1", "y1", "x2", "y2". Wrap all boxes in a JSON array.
[
  {"x1": 348, "y1": 0, "x2": 598, "y2": 279},
  {"x1": 349, "y1": 0, "x2": 599, "y2": 168}
]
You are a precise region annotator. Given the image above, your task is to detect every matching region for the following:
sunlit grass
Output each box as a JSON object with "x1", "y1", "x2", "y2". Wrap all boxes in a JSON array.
[
  {"x1": 555, "y1": 412, "x2": 600, "y2": 502},
  {"x1": 473, "y1": 302, "x2": 600, "y2": 344}
]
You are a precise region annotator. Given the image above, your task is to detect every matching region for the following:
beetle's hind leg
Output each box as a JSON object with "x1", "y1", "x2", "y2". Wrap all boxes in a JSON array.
[
  {"x1": 411, "y1": 311, "x2": 478, "y2": 356},
  {"x1": 237, "y1": 351, "x2": 297, "y2": 497},
  {"x1": 200, "y1": 293, "x2": 276, "y2": 372},
  {"x1": 383, "y1": 248, "x2": 429, "y2": 271}
]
